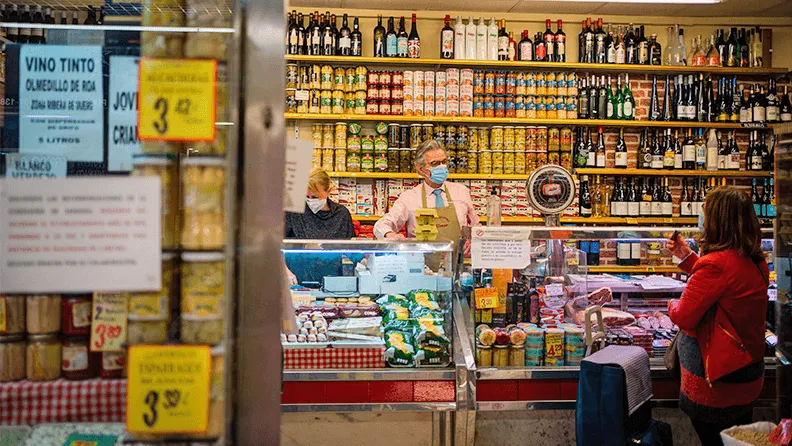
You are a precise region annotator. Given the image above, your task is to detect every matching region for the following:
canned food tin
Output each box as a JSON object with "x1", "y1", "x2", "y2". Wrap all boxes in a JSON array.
[
  {"x1": 506, "y1": 72, "x2": 516, "y2": 95},
  {"x1": 484, "y1": 94, "x2": 494, "y2": 117},
  {"x1": 560, "y1": 151, "x2": 572, "y2": 171},
  {"x1": 391, "y1": 86, "x2": 403, "y2": 100},
  {"x1": 516, "y1": 72, "x2": 526, "y2": 96},
  {"x1": 503, "y1": 126, "x2": 515, "y2": 144},
  {"x1": 515, "y1": 126, "x2": 526, "y2": 146},
  {"x1": 321, "y1": 65, "x2": 334, "y2": 90},
  {"x1": 379, "y1": 86, "x2": 391, "y2": 101},
  {"x1": 436, "y1": 71, "x2": 446, "y2": 88},
  {"x1": 494, "y1": 95, "x2": 505, "y2": 118},
  {"x1": 391, "y1": 100, "x2": 403, "y2": 115},
  {"x1": 505, "y1": 95, "x2": 515, "y2": 118},
  {"x1": 379, "y1": 71, "x2": 392, "y2": 86},
  {"x1": 334, "y1": 67, "x2": 346, "y2": 88},
  {"x1": 567, "y1": 73, "x2": 578, "y2": 96},
  {"x1": 433, "y1": 124, "x2": 446, "y2": 142},
  {"x1": 424, "y1": 71, "x2": 435, "y2": 89},
  {"x1": 467, "y1": 149, "x2": 478, "y2": 173},
  {"x1": 469, "y1": 127, "x2": 479, "y2": 150},
  {"x1": 446, "y1": 68, "x2": 459, "y2": 86},
  {"x1": 495, "y1": 71, "x2": 506, "y2": 95},
  {"x1": 491, "y1": 126, "x2": 504, "y2": 146},
  {"x1": 413, "y1": 96, "x2": 425, "y2": 116},
  {"x1": 361, "y1": 152, "x2": 374, "y2": 172},
  {"x1": 546, "y1": 96, "x2": 557, "y2": 119},
  {"x1": 460, "y1": 99, "x2": 472, "y2": 117},
  {"x1": 479, "y1": 128, "x2": 490, "y2": 150},
  {"x1": 355, "y1": 66, "x2": 368, "y2": 91},
  {"x1": 379, "y1": 100, "x2": 391, "y2": 115},
  {"x1": 536, "y1": 97, "x2": 546, "y2": 119},
  {"x1": 504, "y1": 150, "x2": 515, "y2": 174},
  {"x1": 473, "y1": 70, "x2": 485, "y2": 94},
  {"x1": 312, "y1": 148, "x2": 322, "y2": 169},
  {"x1": 460, "y1": 68, "x2": 473, "y2": 85},
  {"x1": 484, "y1": 70, "x2": 495, "y2": 94},
  {"x1": 332, "y1": 90, "x2": 345, "y2": 114},
  {"x1": 555, "y1": 97, "x2": 567, "y2": 119},
  {"x1": 561, "y1": 128, "x2": 573, "y2": 152},
  {"x1": 473, "y1": 95, "x2": 484, "y2": 117},
  {"x1": 403, "y1": 99, "x2": 414, "y2": 116},
  {"x1": 285, "y1": 89, "x2": 297, "y2": 113},
  {"x1": 366, "y1": 100, "x2": 379, "y2": 114},
  {"x1": 309, "y1": 89, "x2": 320, "y2": 114},
  {"x1": 368, "y1": 70, "x2": 379, "y2": 86},
  {"x1": 492, "y1": 150, "x2": 504, "y2": 174},
  {"x1": 400, "y1": 149, "x2": 412, "y2": 172},
  {"x1": 478, "y1": 151, "x2": 492, "y2": 174},
  {"x1": 525, "y1": 73, "x2": 536, "y2": 95},
  {"x1": 414, "y1": 70, "x2": 425, "y2": 87},
  {"x1": 527, "y1": 127, "x2": 537, "y2": 152},
  {"x1": 299, "y1": 66, "x2": 309, "y2": 88},
  {"x1": 403, "y1": 71, "x2": 414, "y2": 87},
  {"x1": 310, "y1": 64, "x2": 321, "y2": 89},
  {"x1": 286, "y1": 64, "x2": 298, "y2": 89},
  {"x1": 388, "y1": 147, "x2": 400, "y2": 172},
  {"x1": 546, "y1": 72, "x2": 557, "y2": 96},
  {"x1": 361, "y1": 135, "x2": 374, "y2": 152},
  {"x1": 446, "y1": 99, "x2": 459, "y2": 117},
  {"x1": 548, "y1": 128, "x2": 560, "y2": 152},
  {"x1": 548, "y1": 151, "x2": 560, "y2": 166},
  {"x1": 536, "y1": 127, "x2": 548, "y2": 152},
  {"x1": 535, "y1": 73, "x2": 546, "y2": 96},
  {"x1": 392, "y1": 71, "x2": 403, "y2": 86}
]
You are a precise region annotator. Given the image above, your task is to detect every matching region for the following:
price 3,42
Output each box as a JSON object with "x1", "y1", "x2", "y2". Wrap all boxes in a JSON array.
[
  {"x1": 143, "y1": 389, "x2": 184, "y2": 427},
  {"x1": 152, "y1": 97, "x2": 193, "y2": 135}
]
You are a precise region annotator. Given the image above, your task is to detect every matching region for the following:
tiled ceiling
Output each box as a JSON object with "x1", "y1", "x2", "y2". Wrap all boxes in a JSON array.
[{"x1": 288, "y1": 0, "x2": 792, "y2": 17}]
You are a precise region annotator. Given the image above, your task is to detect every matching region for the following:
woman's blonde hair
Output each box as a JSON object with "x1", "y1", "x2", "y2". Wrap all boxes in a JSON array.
[{"x1": 308, "y1": 168, "x2": 331, "y2": 194}]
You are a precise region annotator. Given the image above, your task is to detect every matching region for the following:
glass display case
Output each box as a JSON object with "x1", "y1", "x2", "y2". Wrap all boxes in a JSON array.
[
  {"x1": 774, "y1": 125, "x2": 792, "y2": 418},
  {"x1": 282, "y1": 239, "x2": 455, "y2": 369}
]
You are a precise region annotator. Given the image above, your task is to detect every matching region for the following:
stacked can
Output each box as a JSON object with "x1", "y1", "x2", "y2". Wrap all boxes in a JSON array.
[
  {"x1": 563, "y1": 325, "x2": 586, "y2": 366},
  {"x1": 544, "y1": 328, "x2": 565, "y2": 367},
  {"x1": 346, "y1": 122, "x2": 362, "y2": 172},
  {"x1": 467, "y1": 127, "x2": 478, "y2": 173},
  {"x1": 399, "y1": 125, "x2": 412, "y2": 172},
  {"x1": 491, "y1": 126, "x2": 504, "y2": 174},
  {"x1": 291, "y1": 64, "x2": 367, "y2": 115},
  {"x1": 472, "y1": 70, "x2": 578, "y2": 120},
  {"x1": 387, "y1": 124, "x2": 401, "y2": 172},
  {"x1": 477, "y1": 128, "x2": 491, "y2": 174},
  {"x1": 524, "y1": 326, "x2": 544, "y2": 367},
  {"x1": 373, "y1": 122, "x2": 389, "y2": 172},
  {"x1": 514, "y1": 126, "x2": 526, "y2": 174}
]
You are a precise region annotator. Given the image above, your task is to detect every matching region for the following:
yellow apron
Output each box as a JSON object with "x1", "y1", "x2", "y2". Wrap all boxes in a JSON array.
[{"x1": 418, "y1": 183, "x2": 462, "y2": 272}]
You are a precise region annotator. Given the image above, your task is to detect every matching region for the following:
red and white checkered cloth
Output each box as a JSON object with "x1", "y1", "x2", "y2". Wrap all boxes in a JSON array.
[
  {"x1": 284, "y1": 347, "x2": 386, "y2": 369},
  {"x1": 0, "y1": 379, "x2": 126, "y2": 425}
]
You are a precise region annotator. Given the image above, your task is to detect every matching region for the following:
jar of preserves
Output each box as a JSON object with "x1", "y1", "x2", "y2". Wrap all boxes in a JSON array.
[
  {"x1": 182, "y1": 157, "x2": 226, "y2": 250},
  {"x1": 510, "y1": 343, "x2": 526, "y2": 366},
  {"x1": 0, "y1": 335, "x2": 25, "y2": 382},
  {"x1": 399, "y1": 149, "x2": 412, "y2": 172},
  {"x1": 26, "y1": 334, "x2": 61, "y2": 381},
  {"x1": 478, "y1": 151, "x2": 492, "y2": 174},
  {"x1": 467, "y1": 150, "x2": 478, "y2": 173},
  {"x1": 503, "y1": 150, "x2": 515, "y2": 175},
  {"x1": 26, "y1": 295, "x2": 61, "y2": 334},
  {"x1": 181, "y1": 253, "x2": 225, "y2": 345},
  {"x1": 0, "y1": 295, "x2": 25, "y2": 335},
  {"x1": 128, "y1": 318, "x2": 169, "y2": 344},
  {"x1": 346, "y1": 152, "x2": 361, "y2": 172},
  {"x1": 515, "y1": 151, "x2": 526, "y2": 175},
  {"x1": 334, "y1": 149, "x2": 347, "y2": 172},
  {"x1": 101, "y1": 351, "x2": 126, "y2": 379},
  {"x1": 477, "y1": 344, "x2": 493, "y2": 367},
  {"x1": 492, "y1": 150, "x2": 504, "y2": 175},
  {"x1": 62, "y1": 336, "x2": 97, "y2": 380},
  {"x1": 129, "y1": 253, "x2": 175, "y2": 321},
  {"x1": 61, "y1": 294, "x2": 92, "y2": 336},
  {"x1": 132, "y1": 155, "x2": 180, "y2": 249},
  {"x1": 182, "y1": 316, "x2": 224, "y2": 345},
  {"x1": 493, "y1": 345, "x2": 509, "y2": 367},
  {"x1": 387, "y1": 148, "x2": 400, "y2": 172},
  {"x1": 321, "y1": 148, "x2": 334, "y2": 172}
]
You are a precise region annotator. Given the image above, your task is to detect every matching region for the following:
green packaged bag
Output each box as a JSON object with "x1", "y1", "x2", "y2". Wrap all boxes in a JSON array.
[
  {"x1": 376, "y1": 294, "x2": 408, "y2": 307},
  {"x1": 384, "y1": 331, "x2": 416, "y2": 367},
  {"x1": 415, "y1": 345, "x2": 451, "y2": 366},
  {"x1": 414, "y1": 317, "x2": 450, "y2": 348}
]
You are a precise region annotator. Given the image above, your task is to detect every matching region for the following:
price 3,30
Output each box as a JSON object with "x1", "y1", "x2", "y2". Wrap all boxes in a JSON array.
[{"x1": 142, "y1": 389, "x2": 184, "y2": 427}]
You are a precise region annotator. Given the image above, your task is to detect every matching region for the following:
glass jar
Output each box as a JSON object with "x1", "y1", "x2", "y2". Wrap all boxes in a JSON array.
[
  {"x1": 26, "y1": 295, "x2": 61, "y2": 334},
  {"x1": 1, "y1": 295, "x2": 26, "y2": 334},
  {"x1": 181, "y1": 157, "x2": 226, "y2": 250},
  {"x1": 493, "y1": 345, "x2": 509, "y2": 367},
  {"x1": 181, "y1": 253, "x2": 225, "y2": 345},
  {"x1": 181, "y1": 316, "x2": 224, "y2": 345},
  {"x1": 510, "y1": 343, "x2": 526, "y2": 367},
  {"x1": 61, "y1": 294, "x2": 92, "y2": 336},
  {"x1": 129, "y1": 253, "x2": 175, "y2": 321},
  {"x1": 0, "y1": 335, "x2": 26, "y2": 382},
  {"x1": 476, "y1": 344, "x2": 493, "y2": 367},
  {"x1": 132, "y1": 155, "x2": 180, "y2": 249},
  {"x1": 26, "y1": 334, "x2": 61, "y2": 381},
  {"x1": 100, "y1": 351, "x2": 126, "y2": 379},
  {"x1": 62, "y1": 336, "x2": 97, "y2": 380},
  {"x1": 127, "y1": 318, "x2": 169, "y2": 344},
  {"x1": 210, "y1": 344, "x2": 225, "y2": 400}
]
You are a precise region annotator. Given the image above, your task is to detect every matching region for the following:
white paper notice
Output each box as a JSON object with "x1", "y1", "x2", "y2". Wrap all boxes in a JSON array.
[
  {"x1": 283, "y1": 138, "x2": 314, "y2": 213},
  {"x1": 471, "y1": 227, "x2": 532, "y2": 270},
  {"x1": 372, "y1": 254, "x2": 409, "y2": 276},
  {"x1": 4, "y1": 153, "x2": 67, "y2": 178},
  {"x1": 107, "y1": 55, "x2": 141, "y2": 172},
  {"x1": 18, "y1": 45, "x2": 104, "y2": 162},
  {"x1": 0, "y1": 178, "x2": 162, "y2": 293}
]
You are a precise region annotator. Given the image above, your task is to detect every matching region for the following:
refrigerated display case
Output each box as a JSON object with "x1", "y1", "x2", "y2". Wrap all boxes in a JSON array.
[{"x1": 774, "y1": 124, "x2": 792, "y2": 419}]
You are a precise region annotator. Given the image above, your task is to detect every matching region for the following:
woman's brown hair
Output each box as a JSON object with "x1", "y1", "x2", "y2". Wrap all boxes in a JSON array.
[{"x1": 700, "y1": 186, "x2": 765, "y2": 262}]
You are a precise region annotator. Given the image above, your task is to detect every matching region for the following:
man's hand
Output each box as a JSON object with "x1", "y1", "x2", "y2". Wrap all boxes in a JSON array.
[{"x1": 385, "y1": 231, "x2": 406, "y2": 240}]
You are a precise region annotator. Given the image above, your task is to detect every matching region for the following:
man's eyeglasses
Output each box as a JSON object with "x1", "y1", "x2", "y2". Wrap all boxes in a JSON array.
[{"x1": 426, "y1": 159, "x2": 447, "y2": 168}]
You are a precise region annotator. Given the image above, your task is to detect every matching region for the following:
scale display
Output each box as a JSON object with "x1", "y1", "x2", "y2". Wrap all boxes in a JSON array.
[{"x1": 527, "y1": 165, "x2": 575, "y2": 215}]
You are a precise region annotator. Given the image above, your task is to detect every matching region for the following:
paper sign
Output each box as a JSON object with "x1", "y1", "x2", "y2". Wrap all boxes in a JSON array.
[
  {"x1": 107, "y1": 55, "x2": 141, "y2": 171},
  {"x1": 0, "y1": 177, "x2": 162, "y2": 293},
  {"x1": 283, "y1": 138, "x2": 315, "y2": 213},
  {"x1": 138, "y1": 58, "x2": 217, "y2": 142},
  {"x1": 475, "y1": 287, "x2": 498, "y2": 309},
  {"x1": 18, "y1": 45, "x2": 105, "y2": 162},
  {"x1": 372, "y1": 254, "x2": 409, "y2": 276},
  {"x1": 471, "y1": 238, "x2": 531, "y2": 269},
  {"x1": 4, "y1": 154, "x2": 67, "y2": 179},
  {"x1": 127, "y1": 345, "x2": 211, "y2": 434},
  {"x1": 545, "y1": 283, "x2": 565, "y2": 298},
  {"x1": 90, "y1": 293, "x2": 128, "y2": 352}
]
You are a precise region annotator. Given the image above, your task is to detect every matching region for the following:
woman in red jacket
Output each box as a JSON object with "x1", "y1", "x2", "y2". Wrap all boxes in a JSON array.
[{"x1": 667, "y1": 187, "x2": 769, "y2": 446}]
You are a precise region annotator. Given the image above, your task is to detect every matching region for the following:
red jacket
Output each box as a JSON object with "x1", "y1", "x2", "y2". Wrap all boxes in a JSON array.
[{"x1": 669, "y1": 249, "x2": 768, "y2": 385}]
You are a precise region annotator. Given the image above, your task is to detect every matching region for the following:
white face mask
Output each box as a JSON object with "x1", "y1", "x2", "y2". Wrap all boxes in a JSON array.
[{"x1": 306, "y1": 197, "x2": 327, "y2": 214}]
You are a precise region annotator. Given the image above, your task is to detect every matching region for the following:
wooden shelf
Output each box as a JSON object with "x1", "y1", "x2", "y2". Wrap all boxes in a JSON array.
[
  {"x1": 575, "y1": 168, "x2": 771, "y2": 177},
  {"x1": 587, "y1": 265, "x2": 680, "y2": 273},
  {"x1": 285, "y1": 113, "x2": 765, "y2": 129},
  {"x1": 351, "y1": 215, "x2": 697, "y2": 224},
  {"x1": 284, "y1": 55, "x2": 789, "y2": 76},
  {"x1": 328, "y1": 171, "x2": 528, "y2": 180}
]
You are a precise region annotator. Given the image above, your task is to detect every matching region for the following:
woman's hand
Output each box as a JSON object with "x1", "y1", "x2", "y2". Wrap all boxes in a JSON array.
[
  {"x1": 666, "y1": 233, "x2": 693, "y2": 260},
  {"x1": 286, "y1": 268, "x2": 298, "y2": 286}
]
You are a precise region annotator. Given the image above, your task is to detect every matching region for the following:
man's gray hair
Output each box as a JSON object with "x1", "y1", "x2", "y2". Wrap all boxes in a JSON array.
[{"x1": 414, "y1": 139, "x2": 444, "y2": 169}]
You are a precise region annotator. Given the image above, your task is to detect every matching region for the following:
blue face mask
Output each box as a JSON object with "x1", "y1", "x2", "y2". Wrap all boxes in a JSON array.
[
  {"x1": 698, "y1": 213, "x2": 705, "y2": 233},
  {"x1": 429, "y1": 164, "x2": 449, "y2": 184}
]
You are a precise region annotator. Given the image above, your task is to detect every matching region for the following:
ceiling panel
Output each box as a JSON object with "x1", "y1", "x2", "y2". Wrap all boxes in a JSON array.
[
  {"x1": 766, "y1": 0, "x2": 792, "y2": 16},
  {"x1": 674, "y1": 0, "x2": 786, "y2": 17},
  {"x1": 509, "y1": 1, "x2": 603, "y2": 14},
  {"x1": 590, "y1": 3, "x2": 689, "y2": 16},
  {"x1": 338, "y1": 0, "x2": 520, "y2": 11},
  {"x1": 288, "y1": 0, "x2": 343, "y2": 8}
]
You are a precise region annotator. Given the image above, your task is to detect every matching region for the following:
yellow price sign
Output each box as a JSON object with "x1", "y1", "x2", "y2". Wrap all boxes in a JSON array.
[
  {"x1": 475, "y1": 287, "x2": 499, "y2": 309},
  {"x1": 625, "y1": 218, "x2": 638, "y2": 225},
  {"x1": 127, "y1": 345, "x2": 211, "y2": 434},
  {"x1": 138, "y1": 58, "x2": 217, "y2": 142},
  {"x1": 90, "y1": 293, "x2": 128, "y2": 352}
]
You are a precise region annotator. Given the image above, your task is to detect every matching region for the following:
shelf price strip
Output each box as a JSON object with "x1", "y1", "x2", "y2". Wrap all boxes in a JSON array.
[
  {"x1": 127, "y1": 345, "x2": 211, "y2": 434},
  {"x1": 138, "y1": 58, "x2": 217, "y2": 142}
]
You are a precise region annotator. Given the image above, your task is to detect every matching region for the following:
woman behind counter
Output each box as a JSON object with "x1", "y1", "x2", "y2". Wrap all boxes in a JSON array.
[
  {"x1": 284, "y1": 168, "x2": 357, "y2": 285},
  {"x1": 666, "y1": 187, "x2": 769, "y2": 446}
]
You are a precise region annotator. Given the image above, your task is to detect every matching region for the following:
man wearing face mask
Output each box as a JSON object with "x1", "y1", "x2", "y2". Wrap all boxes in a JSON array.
[
  {"x1": 284, "y1": 169, "x2": 356, "y2": 285},
  {"x1": 374, "y1": 140, "x2": 479, "y2": 245}
]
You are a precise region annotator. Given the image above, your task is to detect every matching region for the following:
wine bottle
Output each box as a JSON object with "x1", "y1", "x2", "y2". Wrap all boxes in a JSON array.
[
  {"x1": 584, "y1": 18, "x2": 595, "y2": 63},
  {"x1": 596, "y1": 125, "x2": 606, "y2": 168},
  {"x1": 350, "y1": 17, "x2": 362, "y2": 56},
  {"x1": 726, "y1": 27, "x2": 739, "y2": 67},
  {"x1": 663, "y1": 128, "x2": 675, "y2": 170},
  {"x1": 717, "y1": 132, "x2": 728, "y2": 170},
  {"x1": 739, "y1": 28, "x2": 750, "y2": 68},
  {"x1": 338, "y1": 14, "x2": 351, "y2": 56},
  {"x1": 586, "y1": 129, "x2": 596, "y2": 167},
  {"x1": 598, "y1": 75, "x2": 608, "y2": 118},
  {"x1": 648, "y1": 33, "x2": 662, "y2": 65},
  {"x1": 627, "y1": 178, "x2": 640, "y2": 217},
  {"x1": 595, "y1": 19, "x2": 606, "y2": 64},
  {"x1": 31, "y1": 5, "x2": 44, "y2": 44},
  {"x1": 729, "y1": 78, "x2": 741, "y2": 122},
  {"x1": 781, "y1": 86, "x2": 792, "y2": 122},
  {"x1": 661, "y1": 75, "x2": 672, "y2": 121},
  {"x1": 695, "y1": 128, "x2": 707, "y2": 170},
  {"x1": 649, "y1": 76, "x2": 661, "y2": 121},
  {"x1": 543, "y1": 19, "x2": 555, "y2": 62},
  {"x1": 606, "y1": 25, "x2": 616, "y2": 64},
  {"x1": 615, "y1": 128, "x2": 628, "y2": 168},
  {"x1": 728, "y1": 132, "x2": 741, "y2": 170},
  {"x1": 662, "y1": 178, "x2": 674, "y2": 217},
  {"x1": 674, "y1": 129, "x2": 683, "y2": 169},
  {"x1": 579, "y1": 78, "x2": 590, "y2": 119},
  {"x1": 589, "y1": 76, "x2": 599, "y2": 120},
  {"x1": 637, "y1": 25, "x2": 649, "y2": 64},
  {"x1": 615, "y1": 26, "x2": 626, "y2": 64},
  {"x1": 651, "y1": 178, "x2": 663, "y2": 216},
  {"x1": 498, "y1": 19, "x2": 509, "y2": 61},
  {"x1": 556, "y1": 19, "x2": 566, "y2": 62},
  {"x1": 680, "y1": 178, "x2": 691, "y2": 217},
  {"x1": 639, "y1": 178, "x2": 652, "y2": 216},
  {"x1": 766, "y1": 78, "x2": 779, "y2": 123},
  {"x1": 753, "y1": 84, "x2": 767, "y2": 122},
  {"x1": 407, "y1": 14, "x2": 420, "y2": 58},
  {"x1": 386, "y1": 16, "x2": 398, "y2": 57},
  {"x1": 640, "y1": 129, "x2": 651, "y2": 169},
  {"x1": 615, "y1": 75, "x2": 625, "y2": 119},
  {"x1": 760, "y1": 133, "x2": 770, "y2": 171},
  {"x1": 519, "y1": 31, "x2": 533, "y2": 61},
  {"x1": 622, "y1": 74, "x2": 635, "y2": 120},
  {"x1": 682, "y1": 129, "x2": 695, "y2": 169},
  {"x1": 716, "y1": 29, "x2": 727, "y2": 67},
  {"x1": 751, "y1": 179, "x2": 762, "y2": 217},
  {"x1": 441, "y1": 15, "x2": 454, "y2": 59},
  {"x1": 624, "y1": 24, "x2": 637, "y2": 64},
  {"x1": 322, "y1": 12, "x2": 336, "y2": 56},
  {"x1": 651, "y1": 130, "x2": 663, "y2": 170},
  {"x1": 373, "y1": 15, "x2": 386, "y2": 57},
  {"x1": 580, "y1": 176, "x2": 592, "y2": 218}
]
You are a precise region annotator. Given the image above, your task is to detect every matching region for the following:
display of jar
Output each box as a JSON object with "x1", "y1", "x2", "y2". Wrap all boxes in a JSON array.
[
  {"x1": 493, "y1": 345, "x2": 509, "y2": 367},
  {"x1": 62, "y1": 336, "x2": 97, "y2": 380},
  {"x1": 128, "y1": 318, "x2": 170, "y2": 344},
  {"x1": 26, "y1": 295, "x2": 61, "y2": 334},
  {"x1": 129, "y1": 253, "x2": 176, "y2": 321},
  {"x1": 141, "y1": 0, "x2": 185, "y2": 58},
  {"x1": 0, "y1": 295, "x2": 25, "y2": 335},
  {"x1": 0, "y1": 335, "x2": 25, "y2": 382},
  {"x1": 132, "y1": 155, "x2": 180, "y2": 250},
  {"x1": 100, "y1": 351, "x2": 126, "y2": 379},
  {"x1": 185, "y1": 127, "x2": 227, "y2": 156},
  {"x1": 182, "y1": 157, "x2": 227, "y2": 250},
  {"x1": 61, "y1": 294, "x2": 92, "y2": 336},
  {"x1": 181, "y1": 253, "x2": 225, "y2": 345},
  {"x1": 26, "y1": 334, "x2": 61, "y2": 381},
  {"x1": 509, "y1": 343, "x2": 526, "y2": 367},
  {"x1": 184, "y1": 5, "x2": 230, "y2": 60},
  {"x1": 476, "y1": 344, "x2": 493, "y2": 367}
]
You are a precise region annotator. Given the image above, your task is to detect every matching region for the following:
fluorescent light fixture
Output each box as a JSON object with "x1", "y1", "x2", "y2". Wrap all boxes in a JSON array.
[{"x1": 550, "y1": 0, "x2": 720, "y2": 3}]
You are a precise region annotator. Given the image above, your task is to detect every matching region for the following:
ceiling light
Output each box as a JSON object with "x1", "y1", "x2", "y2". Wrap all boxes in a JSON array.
[{"x1": 549, "y1": 0, "x2": 720, "y2": 3}]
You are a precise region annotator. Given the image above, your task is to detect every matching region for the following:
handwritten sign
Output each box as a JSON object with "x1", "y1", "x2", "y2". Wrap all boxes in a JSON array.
[
  {"x1": 90, "y1": 293, "x2": 128, "y2": 352},
  {"x1": 475, "y1": 287, "x2": 498, "y2": 309},
  {"x1": 470, "y1": 227, "x2": 532, "y2": 270},
  {"x1": 138, "y1": 58, "x2": 217, "y2": 142},
  {"x1": 127, "y1": 345, "x2": 211, "y2": 434}
]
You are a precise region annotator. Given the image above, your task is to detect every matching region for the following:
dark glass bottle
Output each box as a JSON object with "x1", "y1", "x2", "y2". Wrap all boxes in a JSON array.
[
  {"x1": 766, "y1": 78, "x2": 779, "y2": 123},
  {"x1": 543, "y1": 19, "x2": 555, "y2": 62},
  {"x1": 738, "y1": 28, "x2": 750, "y2": 68},
  {"x1": 397, "y1": 16, "x2": 408, "y2": 57},
  {"x1": 627, "y1": 178, "x2": 640, "y2": 217},
  {"x1": 725, "y1": 27, "x2": 739, "y2": 67},
  {"x1": 649, "y1": 76, "x2": 661, "y2": 121},
  {"x1": 310, "y1": 12, "x2": 322, "y2": 56},
  {"x1": 287, "y1": 11, "x2": 299, "y2": 54},
  {"x1": 322, "y1": 12, "x2": 335, "y2": 56},
  {"x1": 580, "y1": 176, "x2": 592, "y2": 218},
  {"x1": 583, "y1": 18, "x2": 595, "y2": 63},
  {"x1": 440, "y1": 14, "x2": 454, "y2": 59},
  {"x1": 780, "y1": 85, "x2": 792, "y2": 122},
  {"x1": 19, "y1": 5, "x2": 32, "y2": 43},
  {"x1": 716, "y1": 29, "x2": 727, "y2": 67},
  {"x1": 518, "y1": 31, "x2": 533, "y2": 61},
  {"x1": 556, "y1": 19, "x2": 566, "y2": 62},
  {"x1": 595, "y1": 19, "x2": 606, "y2": 64},
  {"x1": 373, "y1": 14, "x2": 386, "y2": 57},
  {"x1": 651, "y1": 130, "x2": 663, "y2": 170},
  {"x1": 595, "y1": 125, "x2": 606, "y2": 168},
  {"x1": 350, "y1": 17, "x2": 362, "y2": 56},
  {"x1": 589, "y1": 76, "x2": 599, "y2": 120},
  {"x1": 637, "y1": 25, "x2": 649, "y2": 65},
  {"x1": 615, "y1": 128, "x2": 628, "y2": 168},
  {"x1": 407, "y1": 13, "x2": 420, "y2": 58},
  {"x1": 31, "y1": 5, "x2": 44, "y2": 44},
  {"x1": 338, "y1": 14, "x2": 351, "y2": 56},
  {"x1": 579, "y1": 78, "x2": 589, "y2": 119},
  {"x1": 648, "y1": 33, "x2": 661, "y2": 65},
  {"x1": 624, "y1": 24, "x2": 637, "y2": 64},
  {"x1": 386, "y1": 16, "x2": 398, "y2": 57}
]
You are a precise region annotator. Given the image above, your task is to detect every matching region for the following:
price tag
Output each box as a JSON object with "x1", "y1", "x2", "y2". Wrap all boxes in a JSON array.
[
  {"x1": 545, "y1": 283, "x2": 565, "y2": 298},
  {"x1": 475, "y1": 287, "x2": 499, "y2": 309},
  {"x1": 295, "y1": 89, "x2": 309, "y2": 101},
  {"x1": 647, "y1": 267, "x2": 656, "y2": 273},
  {"x1": 625, "y1": 218, "x2": 638, "y2": 225},
  {"x1": 545, "y1": 332, "x2": 564, "y2": 360},
  {"x1": 138, "y1": 58, "x2": 218, "y2": 142},
  {"x1": 127, "y1": 345, "x2": 211, "y2": 434},
  {"x1": 90, "y1": 293, "x2": 128, "y2": 352},
  {"x1": 663, "y1": 218, "x2": 673, "y2": 223}
]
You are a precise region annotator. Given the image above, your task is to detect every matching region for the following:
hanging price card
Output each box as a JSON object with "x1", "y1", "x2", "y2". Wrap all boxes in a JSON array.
[
  {"x1": 137, "y1": 58, "x2": 217, "y2": 142},
  {"x1": 127, "y1": 345, "x2": 211, "y2": 434},
  {"x1": 475, "y1": 287, "x2": 499, "y2": 309},
  {"x1": 90, "y1": 293, "x2": 128, "y2": 352}
]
